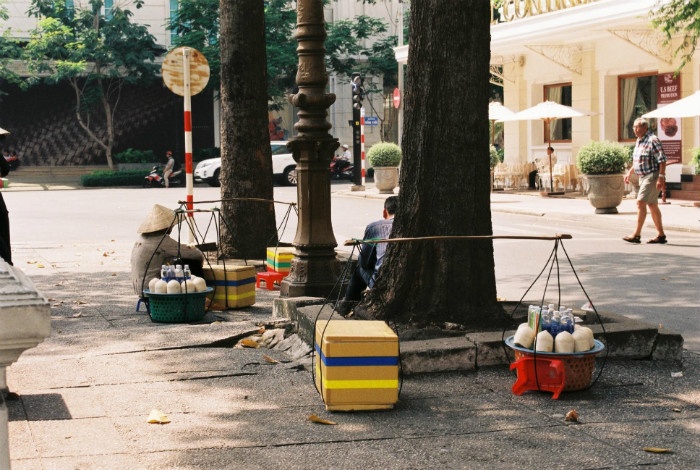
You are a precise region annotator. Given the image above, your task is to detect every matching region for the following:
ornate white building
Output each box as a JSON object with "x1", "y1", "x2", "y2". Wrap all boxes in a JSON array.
[{"x1": 395, "y1": 0, "x2": 700, "y2": 196}]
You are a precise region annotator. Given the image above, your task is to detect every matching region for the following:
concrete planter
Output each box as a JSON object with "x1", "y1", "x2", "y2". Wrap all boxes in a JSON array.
[
  {"x1": 373, "y1": 166, "x2": 399, "y2": 194},
  {"x1": 585, "y1": 174, "x2": 625, "y2": 214}
]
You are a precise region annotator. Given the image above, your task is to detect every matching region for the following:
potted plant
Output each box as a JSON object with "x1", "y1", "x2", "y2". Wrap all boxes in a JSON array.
[
  {"x1": 576, "y1": 141, "x2": 631, "y2": 214},
  {"x1": 368, "y1": 142, "x2": 402, "y2": 194},
  {"x1": 489, "y1": 145, "x2": 501, "y2": 191},
  {"x1": 691, "y1": 147, "x2": 700, "y2": 175}
]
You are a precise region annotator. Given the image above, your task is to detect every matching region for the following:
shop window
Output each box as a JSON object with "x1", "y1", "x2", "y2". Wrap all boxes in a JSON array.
[
  {"x1": 544, "y1": 83, "x2": 572, "y2": 142},
  {"x1": 170, "y1": 0, "x2": 179, "y2": 43},
  {"x1": 619, "y1": 73, "x2": 657, "y2": 141}
]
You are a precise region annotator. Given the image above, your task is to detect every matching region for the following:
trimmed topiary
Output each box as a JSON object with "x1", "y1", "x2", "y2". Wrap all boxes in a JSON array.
[
  {"x1": 576, "y1": 140, "x2": 631, "y2": 175},
  {"x1": 367, "y1": 142, "x2": 402, "y2": 167}
]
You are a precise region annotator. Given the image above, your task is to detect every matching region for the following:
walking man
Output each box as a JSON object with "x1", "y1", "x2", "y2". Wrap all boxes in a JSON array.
[{"x1": 623, "y1": 117, "x2": 667, "y2": 244}]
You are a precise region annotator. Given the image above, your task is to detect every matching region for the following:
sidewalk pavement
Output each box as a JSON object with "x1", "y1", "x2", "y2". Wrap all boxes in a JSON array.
[
  {"x1": 4, "y1": 178, "x2": 700, "y2": 469},
  {"x1": 335, "y1": 184, "x2": 700, "y2": 235}
]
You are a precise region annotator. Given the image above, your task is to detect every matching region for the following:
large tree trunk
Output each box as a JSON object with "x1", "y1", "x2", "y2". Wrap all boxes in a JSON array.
[
  {"x1": 219, "y1": 0, "x2": 278, "y2": 259},
  {"x1": 358, "y1": 0, "x2": 498, "y2": 328}
]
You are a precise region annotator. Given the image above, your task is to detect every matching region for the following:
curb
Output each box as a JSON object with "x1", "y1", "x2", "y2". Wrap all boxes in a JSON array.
[{"x1": 273, "y1": 297, "x2": 684, "y2": 374}]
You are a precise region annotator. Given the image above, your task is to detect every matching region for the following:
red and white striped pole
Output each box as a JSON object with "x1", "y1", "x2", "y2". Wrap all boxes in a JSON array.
[
  {"x1": 182, "y1": 48, "x2": 194, "y2": 243},
  {"x1": 360, "y1": 107, "x2": 366, "y2": 186}
]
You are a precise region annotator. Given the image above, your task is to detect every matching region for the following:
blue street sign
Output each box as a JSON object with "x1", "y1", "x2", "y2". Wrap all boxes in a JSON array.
[{"x1": 364, "y1": 116, "x2": 379, "y2": 126}]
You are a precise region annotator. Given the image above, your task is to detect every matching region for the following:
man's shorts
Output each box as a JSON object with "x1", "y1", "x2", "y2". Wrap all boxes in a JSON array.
[{"x1": 637, "y1": 172, "x2": 659, "y2": 204}]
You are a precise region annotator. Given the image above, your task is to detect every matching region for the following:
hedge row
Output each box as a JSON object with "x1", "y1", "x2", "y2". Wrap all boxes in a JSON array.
[{"x1": 81, "y1": 169, "x2": 149, "y2": 187}]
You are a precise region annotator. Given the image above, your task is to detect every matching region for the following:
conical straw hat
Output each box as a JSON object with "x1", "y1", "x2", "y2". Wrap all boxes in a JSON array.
[{"x1": 137, "y1": 204, "x2": 176, "y2": 234}]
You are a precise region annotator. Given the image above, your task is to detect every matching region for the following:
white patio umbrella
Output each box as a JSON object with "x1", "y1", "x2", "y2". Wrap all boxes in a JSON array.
[
  {"x1": 501, "y1": 101, "x2": 590, "y2": 195},
  {"x1": 642, "y1": 90, "x2": 700, "y2": 118},
  {"x1": 0, "y1": 128, "x2": 9, "y2": 135},
  {"x1": 489, "y1": 101, "x2": 515, "y2": 145}
]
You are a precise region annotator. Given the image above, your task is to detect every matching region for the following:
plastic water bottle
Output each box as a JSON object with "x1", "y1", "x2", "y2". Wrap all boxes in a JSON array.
[
  {"x1": 184, "y1": 264, "x2": 191, "y2": 280},
  {"x1": 168, "y1": 265, "x2": 176, "y2": 281},
  {"x1": 562, "y1": 310, "x2": 574, "y2": 333},
  {"x1": 161, "y1": 265, "x2": 169, "y2": 281},
  {"x1": 550, "y1": 311, "x2": 561, "y2": 337},
  {"x1": 175, "y1": 264, "x2": 184, "y2": 282},
  {"x1": 540, "y1": 308, "x2": 551, "y2": 332}
]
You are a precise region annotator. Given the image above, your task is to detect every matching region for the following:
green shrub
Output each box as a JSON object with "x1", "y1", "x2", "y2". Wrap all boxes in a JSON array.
[
  {"x1": 81, "y1": 169, "x2": 150, "y2": 187},
  {"x1": 367, "y1": 142, "x2": 402, "y2": 167},
  {"x1": 489, "y1": 145, "x2": 501, "y2": 168},
  {"x1": 576, "y1": 141, "x2": 630, "y2": 175},
  {"x1": 691, "y1": 147, "x2": 700, "y2": 175},
  {"x1": 114, "y1": 148, "x2": 156, "y2": 164}
]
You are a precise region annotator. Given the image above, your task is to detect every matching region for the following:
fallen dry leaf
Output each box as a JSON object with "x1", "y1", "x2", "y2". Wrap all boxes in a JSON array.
[
  {"x1": 565, "y1": 409, "x2": 579, "y2": 422},
  {"x1": 37, "y1": 264, "x2": 45, "y2": 268},
  {"x1": 27, "y1": 260, "x2": 37, "y2": 264},
  {"x1": 309, "y1": 414, "x2": 337, "y2": 425},
  {"x1": 75, "y1": 300, "x2": 88, "y2": 305},
  {"x1": 147, "y1": 409, "x2": 171, "y2": 424},
  {"x1": 240, "y1": 339, "x2": 260, "y2": 349},
  {"x1": 263, "y1": 354, "x2": 279, "y2": 364},
  {"x1": 672, "y1": 408, "x2": 681, "y2": 413},
  {"x1": 643, "y1": 447, "x2": 672, "y2": 454},
  {"x1": 71, "y1": 313, "x2": 82, "y2": 318},
  {"x1": 103, "y1": 252, "x2": 110, "y2": 257}
]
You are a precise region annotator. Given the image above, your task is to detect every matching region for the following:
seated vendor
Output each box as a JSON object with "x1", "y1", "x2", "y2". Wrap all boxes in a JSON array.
[{"x1": 130, "y1": 204, "x2": 205, "y2": 297}]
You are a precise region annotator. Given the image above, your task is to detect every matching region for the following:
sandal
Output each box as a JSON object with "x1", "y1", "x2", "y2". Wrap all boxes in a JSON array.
[
  {"x1": 623, "y1": 235, "x2": 641, "y2": 244},
  {"x1": 647, "y1": 235, "x2": 667, "y2": 244}
]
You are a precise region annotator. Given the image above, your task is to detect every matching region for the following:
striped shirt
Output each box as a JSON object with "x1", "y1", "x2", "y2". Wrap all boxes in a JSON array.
[{"x1": 633, "y1": 131, "x2": 667, "y2": 176}]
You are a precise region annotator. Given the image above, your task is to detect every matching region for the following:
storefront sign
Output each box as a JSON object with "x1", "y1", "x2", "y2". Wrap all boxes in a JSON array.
[
  {"x1": 493, "y1": 0, "x2": 596, "y2": 24},
  {"x1": 656, "y1": 73, "x2": 682, "y2": 165}
]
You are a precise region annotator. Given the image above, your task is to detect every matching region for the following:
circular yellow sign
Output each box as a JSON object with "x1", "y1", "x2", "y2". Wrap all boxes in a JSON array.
[{"x1": 162, "y1": 47, "x2": 210, "y2": 97}]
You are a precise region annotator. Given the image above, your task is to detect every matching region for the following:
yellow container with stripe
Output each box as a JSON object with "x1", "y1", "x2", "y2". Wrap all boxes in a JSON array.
[
  {"x1": 202, "y1": 265, "x2": 255, "y2": 309},
  {"x1": 314, "y1": 320, "x2": 399, "y2": 411},
  {"x1": 266, "y1": 247, "x2": 295, "y2": 274}
]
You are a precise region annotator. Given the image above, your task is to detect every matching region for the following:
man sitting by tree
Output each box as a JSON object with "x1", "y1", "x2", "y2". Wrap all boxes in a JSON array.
[{"x1": 338, "y1": 196, "x2": 398, "y2": 316}]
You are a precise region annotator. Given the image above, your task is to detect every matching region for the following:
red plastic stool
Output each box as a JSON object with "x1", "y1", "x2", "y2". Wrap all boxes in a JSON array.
[
  {"x1": 510, "y1": 356, "x2": 566, "y2": 399},
  {"x1": 256, "y1": 271, "x2": 285, "y2": 290}
]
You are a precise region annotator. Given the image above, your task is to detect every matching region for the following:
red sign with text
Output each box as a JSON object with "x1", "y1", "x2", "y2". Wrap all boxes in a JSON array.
[{"x1": 656, "y1": 73, "x2": 682, "y2": 165}]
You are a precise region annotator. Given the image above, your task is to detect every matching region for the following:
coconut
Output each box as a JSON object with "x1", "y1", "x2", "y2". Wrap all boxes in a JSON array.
[
  {"x1": 554, "y1": 331, "x2": 575, "y2": 353},
  {"x1": 154, "y1": 279, "x2": 168, "y2": 294},
  {"x1": 534, "y1": 330, "x2": 554, "y2": 352},
  {"x1": 193, "y1": 276, "x2": 208, "y2": 292},
  {"x1": 180, "y1": 279, "x2": 196, "y2": 293},
  {"x1": 148, "y1": 277, "x2": 159, "y2": 293},
  {"x1": 572, "y1": 329, "x2": 591, "y2": 352},
  {"x1": 513, "y1": 323, "x2": 535, "y2": 349},
  {"x1": 166, "y1": 279, "x2": 181, "y2": 294}
]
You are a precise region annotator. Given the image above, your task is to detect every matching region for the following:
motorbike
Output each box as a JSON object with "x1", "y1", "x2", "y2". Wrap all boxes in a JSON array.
[
  {"x1": 330, "y1": 159, "x2": 354, "y2": 180},
  {"x1": 143, "y1": 164, "x2": 184, "y2": 188}
]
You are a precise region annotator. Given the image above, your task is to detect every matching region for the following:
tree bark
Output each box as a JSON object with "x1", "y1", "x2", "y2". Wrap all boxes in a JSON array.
[
  {"x1": 219, "y1": 0, "x2": 278, "y2": 259},
  {"x1": 358, "y1": 0, "x2": 499, "y2": 327}
]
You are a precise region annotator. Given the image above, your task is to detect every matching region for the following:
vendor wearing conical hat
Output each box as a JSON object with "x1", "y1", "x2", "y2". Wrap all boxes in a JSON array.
[{"x1": 130, "y1": 204, "x2": 204, "y2": 297}]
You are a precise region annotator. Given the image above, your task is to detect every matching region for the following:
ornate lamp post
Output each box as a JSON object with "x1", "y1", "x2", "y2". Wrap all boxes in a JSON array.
[{"x1": 280, "y1": 0, "x2": 340, "y2": 297}]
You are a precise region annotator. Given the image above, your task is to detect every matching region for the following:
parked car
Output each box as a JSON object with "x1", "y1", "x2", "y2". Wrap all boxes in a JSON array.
[{"x1": 194, "y1": 141, "x2": 296, "y2": 187}]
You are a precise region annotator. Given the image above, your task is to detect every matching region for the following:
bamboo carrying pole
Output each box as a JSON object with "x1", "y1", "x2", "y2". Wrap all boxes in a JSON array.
[{"x1": 344, "y1": 234, "x2": 573, "y2": 246}]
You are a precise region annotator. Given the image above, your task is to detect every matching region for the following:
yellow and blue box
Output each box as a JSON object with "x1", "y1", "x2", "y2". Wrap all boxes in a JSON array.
[
  {"x1": 314, "y1": 320, "x2": 399, "y2": 411},
  {"x1": 202, "y1": 265, "x2": 255, "y2": 309},
  {"x1": 266, "y1": 247, "x2": 295, "y2": 274}
]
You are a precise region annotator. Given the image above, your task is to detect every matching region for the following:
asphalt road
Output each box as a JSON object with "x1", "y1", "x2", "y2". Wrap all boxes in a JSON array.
[{"x1": 5, "y1": 183, "x2": 699, "y2": 352}]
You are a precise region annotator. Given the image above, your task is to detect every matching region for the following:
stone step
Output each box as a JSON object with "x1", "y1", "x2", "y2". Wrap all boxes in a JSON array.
[
  {"x1": 668, "y1": 189, "x2": 700, "y2": 201},
  {"x1": 681, "y1": 181, "x2": 700, "y2": 191}
]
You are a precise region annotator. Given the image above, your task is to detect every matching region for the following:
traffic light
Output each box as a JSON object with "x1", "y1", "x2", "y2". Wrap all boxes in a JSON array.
[{"x1": 351, "y1": 73, "x2": 364, "y2": 110}]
